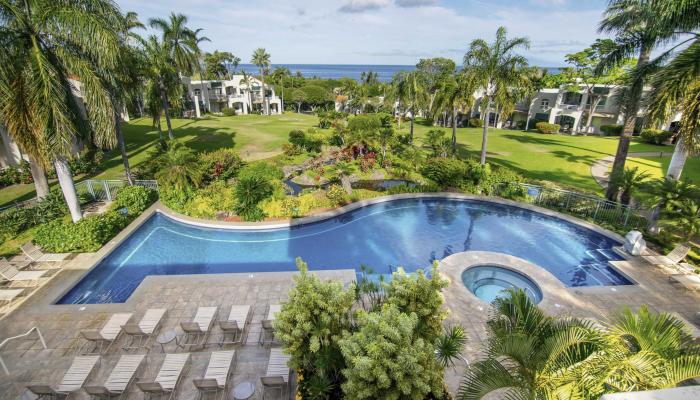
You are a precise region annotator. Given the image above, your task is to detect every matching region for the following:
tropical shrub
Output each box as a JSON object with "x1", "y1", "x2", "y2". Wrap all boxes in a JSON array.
[
  {"x1": 424, "y1": 130, "x2": 450, "y2": 157},
  {"x1": 338, "y1": 304, "x2": 445, "y2": 400},
  {"x1": 468, "y1": 118, "x2": 483, "y2": 128},
  {"x1": 640, "y1": 129, "x2": 674, "y2": 145},
  {"x1": 35, "y1": 211, "x2": 130, "y2": 253},
  {"x1": 111, "y1": 186, "x2": 158, "y2": 215},
  {"x1": 535, "y1": 122, "x2": 560, "y2": 134},
  {"x1": 235, "y1": 175, "x2": 274, "y2": 221},
  {"x1": 274, "y1": 258, "x2": 355, "y2": 399},
  {"x1": 159, "y1": 185, "x2": 194, "y2": 214},
  {"x1": 420, "y1": 158, "x2": 467, "y2": 188},
  {"x1": 68, "y1": 150, "x2": 104, "y2": 175},
  {"x1": 33, "y1": 191, "x2": 69, "y2": 223},
  {"x1": 185, "y1": 181, "x2": 237, "y2": 219},
  {"x1": 200, "y1": 149, "x2": 245, "y2": 183},
  {"x1": 600, "y1": 124, "x2": 623, "y2": 136},
  {"x1": 238, "y1": 162, "x2": 283, "y2": 181},
  {"x1": 289, "y1": 130, "x2": 307, "y2": 149},
  {"x1": 0, "y1": 207, "x2": 35, "y2": 238},
  {"x1": 155, "y1": 144, "x2": 203, "y2": 191},
  {"x1": 0, "y1": 161, "x2": 32, "y2": 187},
  {"x1": 326, "y1": 184, "x2": 347, "y2": 205},
  {"x1": 221, "y1": 107, "x2": 236, "y2": 116}
]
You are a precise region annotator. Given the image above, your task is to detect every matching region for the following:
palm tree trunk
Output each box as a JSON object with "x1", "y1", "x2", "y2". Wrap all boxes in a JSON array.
[
  {"x1": 452, "y1": 106, "x2": 457, "y2": 152},
  {"x1": 156, "y1": 117, "x2": 163, "y2": 142},
  {"x1": 260, "y1": 70, "x2": 268, "y2": 115},
  {"x1": 397, "y1": 100, "x2": 402, "y2": 130},
  {"x1": 114, "y1": 109, "x2": 133, "y2": 185},
  {"x1": 583, "y1": 95, "x2": 601, "y2": 134},
  {"x1": 53, "y1": 157, "x2": 82, "y2": 222},
  {"x1": 28, "y1": 156, "x2": 50, "y2": 199},
  {"x1": 198, "y1": 68, "x2": 208, "y2": 113},
  {"x1": 409, "y1": 112, "x2": 415, "y2": 145},
  {"x1": 525, "y1": 98, "x2": 534, "y2": 131},
  {"x1": 666, "y1": 139, "x2": 687, "y2": 180},
  {"x1": 480, "y1": 97, "x2": 491, "y2": 165},
  {"x1": 159, "y1": 79, "x2": 174, "y2": 140},
  {"x1": 605, "y1": 46, "x2": 651, "y2": 200}
]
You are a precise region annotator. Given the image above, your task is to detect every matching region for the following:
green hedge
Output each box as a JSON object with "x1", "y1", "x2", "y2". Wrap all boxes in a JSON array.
[
  {"x1": 640, "y1": 129, "x2": 674, "y2": 145},
  {"x1": 468, "y1": 118, "x2": 483, "y2": 128},
  {"x1": 35, "y1": 211, "x2": 130, "y2": 253},
  {"x1": 110, "y1": 185, "x2": 158, "y2": 215},
  {"x1": 600, "y1": 124, "x2": 623, "y2": 136},
  {"x1": 535, "y1": 122, "x2": 560, "y2": 134}
]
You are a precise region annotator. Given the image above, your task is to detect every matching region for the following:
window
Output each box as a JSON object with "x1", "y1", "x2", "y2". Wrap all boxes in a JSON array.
[
  {"x1": 540, "y1": 99, "x2": 549, "y2": 111},
  {"x1": 194, "y1": 89, "x2": 201, "y2": 96}
]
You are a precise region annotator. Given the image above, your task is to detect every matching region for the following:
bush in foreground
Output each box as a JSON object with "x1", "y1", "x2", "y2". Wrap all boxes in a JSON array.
[
  {"x1": 35, "y1": 211, "x2": 130, "y2": 253},
  {"x1": 110, "y1": 186, "x2": 158, "y2": 215},
  {"x1": 640, "y1": 129, "x2": 674, "y2": 145}
]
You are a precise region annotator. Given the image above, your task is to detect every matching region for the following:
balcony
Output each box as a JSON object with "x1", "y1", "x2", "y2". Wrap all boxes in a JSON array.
[{"x1": 209, "y1": 93, "x2": 227, "y2": 101}]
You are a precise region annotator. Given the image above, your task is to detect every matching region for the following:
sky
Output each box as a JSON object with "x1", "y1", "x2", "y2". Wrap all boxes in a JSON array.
[{"x1": 116, "y1": 0, "x2": 609, "y2": 67}]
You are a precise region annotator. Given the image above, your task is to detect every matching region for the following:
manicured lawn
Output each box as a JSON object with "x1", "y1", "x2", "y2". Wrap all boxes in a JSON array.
[
  {"x1": 405, "y1": 122, "x2": 669, "y2": 192},
  {"x1": 626, "y1": 155, "x2": 700, "y2": 182}
]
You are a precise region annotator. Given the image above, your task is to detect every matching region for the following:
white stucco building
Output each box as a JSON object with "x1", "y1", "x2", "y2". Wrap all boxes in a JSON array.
[{"x1": 184, "y1": 76, "x2": 283, "y2": 116}]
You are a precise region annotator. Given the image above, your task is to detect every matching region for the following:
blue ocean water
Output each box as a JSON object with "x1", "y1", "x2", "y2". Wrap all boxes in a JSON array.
[
  {"x1": 236, "y1": 64, "x2": 563, "y2": 82},
  {"x1": 58, "y1": 198, "x2": 630, "y2": 304}
]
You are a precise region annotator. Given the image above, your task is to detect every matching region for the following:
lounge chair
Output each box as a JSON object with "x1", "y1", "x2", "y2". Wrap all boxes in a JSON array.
[
  {"x1": 21, "y1": 242, "x2": 71, "y2": 263},
  {"x1": 0, "y1": 288, "x2": 24, "y2": 303},
  {"x1": 121, "y1": 308, "x2": 167, "y2": 351},
  {"x1": 193, "y1": 350, "x2": 236, "y2": 400},
  {"x1": 219, "y1": 305, "x2": 250, "y2": 346},
  {"x1": 0, "y1": 257, "x2": 32, "y2": 270},
  {"x1": 26, "y1": 355, "x2": 100, "y2": 399},
  {"x1": 669, "y1": 273, "x2": 700, "y2": 292},
  {"x1": 643, "y1": 244, "x2": 690, "y2": 269},
  {"x1": 259, "y1": 304, "x2": 280, "y2": 346},
  {"x1": 179, "y1": 306, "x2": 217, "y2": 350},
  {"x1": 137, "y1": 353, "x2": 190, "y2": 400},
  {"x1": 85, "y1": 354, "x2": 145, "y2": 399},
  {"x1": 0, "y1": 265, "x2": 47, "y2": 284},
  {"x1": 80, "y1": 313, "x2": 132, "y2": 354},
  {"x1": 261, "y1": 348, "x2": 291, "y2": 399}
]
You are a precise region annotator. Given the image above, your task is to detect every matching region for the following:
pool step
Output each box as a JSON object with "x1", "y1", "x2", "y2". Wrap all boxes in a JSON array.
[
  {"x1": 586, "y1": 248, "x2": 622, "y2": 263},
  {"x1": 575, "y1": 263, "x2": 629, "y2": 286}
]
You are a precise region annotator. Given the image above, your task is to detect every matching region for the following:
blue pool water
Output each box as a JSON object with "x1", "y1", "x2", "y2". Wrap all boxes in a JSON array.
[
  {"x1": 57, "y1": 198, "x2": 631, "y2": 304},
  {"x1": 462, "y1": 266, "x2": 543, "y2": 304}
]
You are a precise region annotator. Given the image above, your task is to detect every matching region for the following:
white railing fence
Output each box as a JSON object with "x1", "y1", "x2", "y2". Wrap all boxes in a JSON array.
[
  {"x1": 493, "y1": 182, "x2": 649, "y2": 229},
  {"x1": 0, "y1": 179, "x2": 158, "y2": 212},
  {"x1": 0, "y1": 327, "x2": 46, "y2": 375}
]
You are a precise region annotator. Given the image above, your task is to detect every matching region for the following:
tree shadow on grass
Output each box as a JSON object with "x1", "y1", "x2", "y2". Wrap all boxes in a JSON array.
[{"x1": 501, "y1": 133, "x2": 616, "y2": 157}]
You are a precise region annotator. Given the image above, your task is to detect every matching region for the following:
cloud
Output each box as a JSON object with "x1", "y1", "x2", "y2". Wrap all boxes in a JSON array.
[
  {"x1": 395, "y1": 0, "x2": 438, "y2": 7},
  {"x1": 338, "y1": 0, "x2": 389, "y2": 13}
]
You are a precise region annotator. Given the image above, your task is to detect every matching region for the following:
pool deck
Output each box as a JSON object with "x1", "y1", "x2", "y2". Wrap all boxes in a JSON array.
[{"x1": 1, "y1": 194, "x2": 699, "y2": 398}]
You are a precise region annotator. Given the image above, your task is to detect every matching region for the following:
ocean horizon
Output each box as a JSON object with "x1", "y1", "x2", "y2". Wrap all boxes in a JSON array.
[{"x1": 235, "y1": 63, "x2": 563, "y2": 82}]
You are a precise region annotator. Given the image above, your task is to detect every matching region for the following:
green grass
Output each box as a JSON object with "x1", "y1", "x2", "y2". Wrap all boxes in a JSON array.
[
  {"x1": 405, "y1": 122, "x2": 671, "y2": 193},
  {"x1": 625, "y1": 155, "x2": 700, "y2": 183}
]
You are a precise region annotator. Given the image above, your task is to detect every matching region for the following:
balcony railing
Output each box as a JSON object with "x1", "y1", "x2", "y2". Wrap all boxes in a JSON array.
[{"x1": 209, "y1": 93, "x2": 227, "y2": 101}]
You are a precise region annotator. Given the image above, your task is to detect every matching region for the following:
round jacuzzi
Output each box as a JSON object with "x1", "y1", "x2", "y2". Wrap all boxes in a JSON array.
[{"x1": 462, "y1": 265, "x2": 543, "y2": 304}]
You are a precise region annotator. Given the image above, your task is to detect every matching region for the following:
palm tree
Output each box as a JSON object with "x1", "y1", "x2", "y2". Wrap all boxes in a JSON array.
[
  {"x1": 580, "y1": 306, "x2": 700, "y2": 395},
  {"x1": 457, "y1": 289, "x2": 603, "y2": 400},
  {"x1": 405, "y1": 71, "x2": 425, "y2": 144},
  {"x1": 240, "y1": 72, "x2": 254, "y2": 114},
  {"x1": 664, "y1": 199, "x2": 700, "y2": 241},
  {"x1": 609, "y1": 166, "x2": 650, "y2": 205},
  {"x1": 463, "y1": 27, "x2": 530, "y2": 165},
  {"x1": 149, "y1": 13, "x2": 197, "y2": 76},
  {"x1": 189, "y1": 28, "x2": 210, "y2": 113},
  {"x1": 642, "y1": 177, "x2": 699, "y2": 232},
  {"x1": 140, "y1": 35, "x2": 178, "y2": 139},
  {"x1": 432, "y1": 72, "x2": 477, "y2": 152},
  {"x1": 0, "y1": 0, "x2": 122, "y2": 221},
  {"x1": 251, "y1": 48, "x2": 271, "y2": 115},
  {"x1": 387, "y1": 71, "x2": 410, "y2": 129},
  {"x1": 154, "y1": 144, "x2": 203, "y2": 191},
  {"x1": 598, "y1": 0, "x2": 679, "y2": 200}
]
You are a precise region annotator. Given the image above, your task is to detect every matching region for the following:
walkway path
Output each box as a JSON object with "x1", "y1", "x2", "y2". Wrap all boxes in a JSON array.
[{"x1": 591, "y1": 151, "x2": 671, "y2": 188}]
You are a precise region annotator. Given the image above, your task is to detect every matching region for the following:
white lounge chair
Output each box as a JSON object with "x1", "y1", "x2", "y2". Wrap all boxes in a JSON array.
[
  {"x1": 0, "y1": 265, "x2": 47, "y2": 284},
  {"x1": 0, "y1": 288, "x2": 24, "y2": 303},
  {"x1": 643, "y1": 244, "x2": 690, "y2": 269},
  {"x1": 219, "y1": 305, "x2": 250, "y2": 346},
  {"x1": 122, "y1": 308, "x2": 167, "y2": 351},
  {"x1": 21, "y1": 242, "x2": 71, "y2": 263},
  {"x1": 80, "y1": 313, "x2": 132, "y2": 354},
  {"x1": 193, "y1": 350, "x2": 236, "y2": 399},
  {"x1": 669, "y1": 273, "x2": 700, "y2": 292},
  {"x1": 85, "y1": 354, "x2": 145, "y2": 399},
  {"x1": 261, "y1": 348, "x2": 291, "y2": 399},
  {"x1": 26, "y1": 355, "x2": 100, "y2": 398},
  {"x1": 259, "y1": 304, "x2": 280, "y2": 346},
  {"x1": 0, "y1": 257, "x2": 31, "y2": 270},
  {"x1": 137, "y1": 353, "x2": 190, "y2": 400},
  {"x1": 179, "y1": 306, "x2": 217, "y2": 349}
]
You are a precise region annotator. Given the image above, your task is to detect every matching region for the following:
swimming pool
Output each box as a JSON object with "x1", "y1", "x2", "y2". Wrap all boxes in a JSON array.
[
  {"x1": 462, "y1": 265, "x2": 543, "y2": 304},
  {"x1": 57, "y1": 197, "x2": 632, "y2": 304}
]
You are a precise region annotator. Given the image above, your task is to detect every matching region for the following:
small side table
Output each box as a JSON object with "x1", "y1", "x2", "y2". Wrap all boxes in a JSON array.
[
  {"x1": 232, "y1": 381, "x2": 255, "y2": 400},
  {"x1": 155, "y1": 330, "x2": 177, "y2": 353}
]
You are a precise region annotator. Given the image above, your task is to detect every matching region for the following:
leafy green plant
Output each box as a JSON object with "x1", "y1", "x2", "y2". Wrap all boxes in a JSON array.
[
  {"x1": 0, "y1": 207, "x2": 35, "y2": 238},
  {"x1": 600, "y1": 124, "x2": 623, "y2": 136},
  {"x1": 640, "y1": 129, "x2": 674, "y2": 145},
  {"x1": 111, "y1": 186, "x2": 158, "y2": 215},
  {"x1": 325, "y1": 184, "x2": 347, "y2": 205},
  {"x1": 535, "y1": 122, "x2": 561, "y2": 134},
  {"x1": 235, "y1": 175, "x2": 273, "y2": 221},
  {"x1": 468, "y1": 118, "x2": 483, "y2": 128},
  {"x1": 34, "y1": 211, "x2": 130, "y2": 253},
  {"x1": 155, "y1": 144, "x2": 203, "y2": 191},
  {"x1": 420, "y1": 158, "x2": 467, "y2": 188},
  {"x1": 200, "y1": 148, "x2": 245, "y2": 182},
  {"x1": 221, "y1": 107, "x2": 236, "y2": 116},
  {"x1": 184, "y1": 182, "x2": 237, "y2": 219}
]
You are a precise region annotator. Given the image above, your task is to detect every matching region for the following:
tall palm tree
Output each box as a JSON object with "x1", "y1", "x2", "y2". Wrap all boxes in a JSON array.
[
  {"x1": 387, "y1": 71, "x2": 410, "y2": 129},
  {"x1": 0, "y1": 0, "x2": 122, "y2": 222},
  {"x1": 251, "y1": 48, "x2": 271, "y2": 115},
  {"x1": 642, "y1": 177, "x2": 699, "y2": 232},
  {"x1": 598, "y1": 0, "x2": 678, "y2": 200},
  {"x1": 140, "y1": 35, "x2": 178, "y2": 139},
  {"x1": 189, "y1": 28, "x2": 210, "y2": 113},
  {"x1": 405, "y1": 71, "x2": 425, "y2": 144},
  {"x1": 149, "y1": 13, "x2": 197, "y2": 76},
  {"x1": 433, "y1": 72, "x2": 478, "y2": 152},
  {"x1": 240, "y1": 72, "x2": 254, "y2": 114},
  {"x1": 464, "y1": 26, "x2": 530, "y2": 165},
  {"x1": 457, "y1": 290, "x2": 604, "y2": 400}
]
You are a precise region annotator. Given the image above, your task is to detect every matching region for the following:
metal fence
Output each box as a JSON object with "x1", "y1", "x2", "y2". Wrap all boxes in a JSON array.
[
  {"x1": 0, "y1": 179, "x2": 158, "y2": 212},
  {"x1": 493, "y1": 182, "x2": 649, "y2": 229}
]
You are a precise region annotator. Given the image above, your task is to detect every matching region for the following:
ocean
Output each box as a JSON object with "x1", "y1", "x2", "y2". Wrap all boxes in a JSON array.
[{"x1": 236, "y1": 64, "x2": 563, "y2": 82}]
